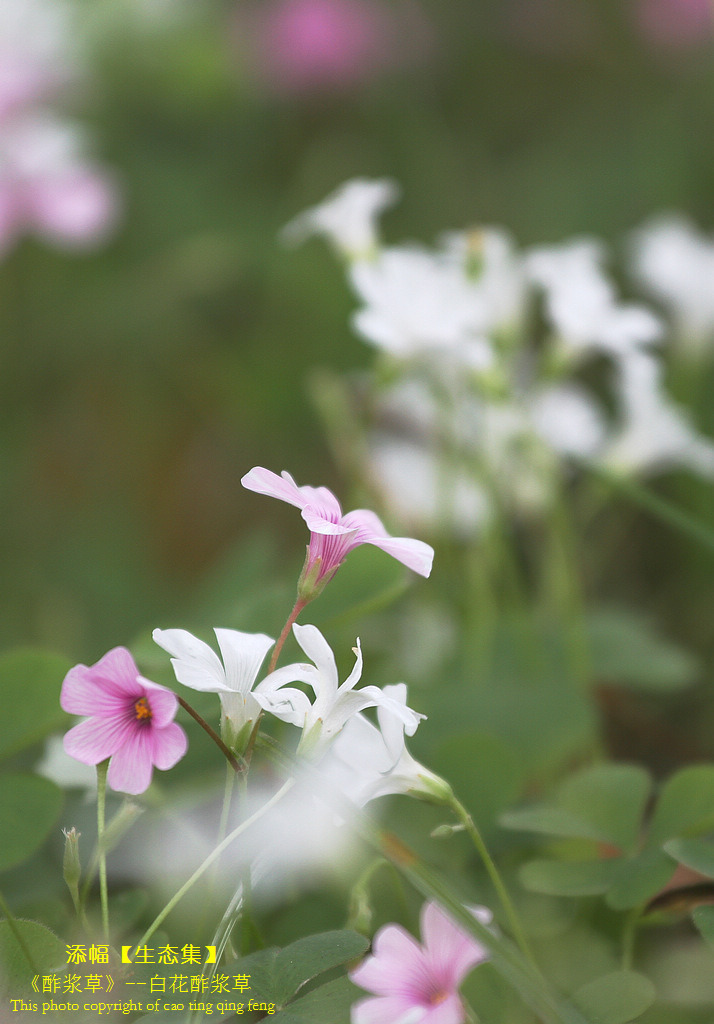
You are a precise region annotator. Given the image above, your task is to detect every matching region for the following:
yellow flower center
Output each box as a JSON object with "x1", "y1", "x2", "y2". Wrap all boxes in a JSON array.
[{"x1": 134, "y1": 697, "x2": 152, "y2": 721}]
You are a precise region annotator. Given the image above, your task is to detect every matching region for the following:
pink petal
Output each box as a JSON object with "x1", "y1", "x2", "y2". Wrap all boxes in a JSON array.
[
  {"x1": 420, "y1": 903, "x2": 489, "y2": 988},
  {"x1": 351, "y1": 994, "x2": 426, "y2": 1024},
  {"x1": 241, "y1": 467, "x2": 309, "y2": 509},
  {"x1": 342, "y1": 509, "x2": 434, "y2": 577},
  {"x1": 350, "y1": 924, "x2": 428, "y2": 996},
  {"x1": 63, "y1": 714, "x2": 135, "y2": 766},
  {"x1": 137, "y1": 676, "x2": 180, "y2": 729},
  {"x1": 149, "y1": 721, "x2": 188, "y2": 771},
  {"x1": 61, "y1": 647, "x2": 144, "y2": 716},
  {"x1": 106, "y1": 727, "x2": 156, "y2": 795},
  {"x1": 302, "y1": 506, "x2": 356, "y2": 535},
  {"x1": 422, "y1": 993, "x2": 467, "y2": 1024},
  {"x1": 29, "y1": 170, "x2": 119, "y2": 247},
  {"x1": 241, "y1": 466, "x2": 343, "y2": 517}
]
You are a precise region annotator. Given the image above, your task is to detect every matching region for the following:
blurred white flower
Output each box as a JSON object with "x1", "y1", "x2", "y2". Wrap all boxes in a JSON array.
[
  {"x1": 369, "y1": 434, "x2": 490, "y2": 537},
  {"x1": 630, "y1": 214, "x2": 714, "y2": 344},
  {"x1": 153, "y1": 626, "x2": 274, "y2": 750},
  {"x1": 282, "y1": 177, "x2": 399, "y2": 259},
  {"x1": 0, "y1": 0, "x2": 76, "y2": 120},
  {"x1": 350, "y1": 245, "x2": 496, "y2": 366},
  {"x1": 602, "y1": 350, "x2": 714, "y2": 476},
  {"x1": 36, "y1": 734, "x2": 96, "y2": 795},
  {"x1": 0, "y1": 114, "x2": 119, "y2": 254},
  {"x1": 254, "y1": 623, "x2": 424, "y2": 757},
  {"x1": 527, "y1": 238, "x2": 662, "y2": 359},
  {"x1": 323, "y1": 683, "x2": 447, "y2": 806},
  {"x1": 529, "y1": 384, "x2": 607, "y2": 459}
]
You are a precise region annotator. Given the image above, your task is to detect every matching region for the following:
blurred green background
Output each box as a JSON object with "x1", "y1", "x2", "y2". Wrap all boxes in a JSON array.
[{"x1": 4, "y1": 0, "x2": 714, "y2": 684}]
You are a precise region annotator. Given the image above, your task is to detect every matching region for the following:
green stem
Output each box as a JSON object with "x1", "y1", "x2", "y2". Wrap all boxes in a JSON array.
[
  {"x1": 621, "y1": 907, "x2": 641, "y2": 970},
  {"x1": 96, "y1": 760, "x2": 110, "y2": 941},
  {"x1": 449, "y1": 794, "x2": 539, "y2": 975},
  {"x1": 133, "y1": 777, "x2": 295, "y2": 953}
]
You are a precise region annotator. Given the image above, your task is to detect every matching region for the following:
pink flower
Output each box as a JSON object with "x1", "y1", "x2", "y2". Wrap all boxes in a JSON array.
[
  {"x1": 241, "y1": 467, "x2": 434, "y2": 593},
  {"x1": 635, "y1": 0, "x2": 713, "y2": 47},
  {"x1": 0, "y1": 115, "x2": 119, "y2": 256},
  {"x1": 61, "y1": 647, "x2": 188, "y2": 796},
  {"x1": 350, "y1": 901, "x2": 490, "y2": 1024}
]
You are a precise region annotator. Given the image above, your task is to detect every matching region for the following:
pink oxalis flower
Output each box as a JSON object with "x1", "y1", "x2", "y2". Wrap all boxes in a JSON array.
[
  {"x1": 241, "y1": 467, "x2": 434, "y2": 595},
  {"x1": 61, "y1": 647, "x2": 188, "y2": 796},
  {"x1": 350, "y1": 900, "x2": 491, "y2": 1024}
]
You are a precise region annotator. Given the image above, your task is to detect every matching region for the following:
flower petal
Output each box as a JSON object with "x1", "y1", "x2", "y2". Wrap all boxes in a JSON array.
[
  {"x1": 352, "y1": 995, "x2": 428, "y2": 1024},
  {"x1": 106, "y1": 727, "x2": 156, "y2": 795},
  {"x1": 292, "y1": 624, "x2": 340, "y2": 695},
  {"x1": 61, "y1": 647, "x2": 143, "y2": 716},
  {"x1": 137, "y1": 676, "x2": 180, "y2": 728},
  {"x1": 342, "y1": 509, "x2": 434, "y2": 577},
  {"x1": 214, "y1": 628, "x2": 274, "y2": 696},
  {"x1": 420, "y1": 902, "x2": 490, "y2": 989},
  {"x1": 150, "y1": 721, "x2": 188, "y2": 771},
  {"x1": 63, "y1": 714, "x2": 134, "y2": 766},
  {"x1": 153, "y1": 628, "x2": 230, "y2": 693},
  {"x1": 351, "y1": 924, "x2": 428, "y2": 997}
]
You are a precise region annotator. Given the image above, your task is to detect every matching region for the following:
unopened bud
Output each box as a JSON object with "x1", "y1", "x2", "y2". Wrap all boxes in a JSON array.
[{"x1": 62, "y1": 827, "x2": 82, "y2": 901}]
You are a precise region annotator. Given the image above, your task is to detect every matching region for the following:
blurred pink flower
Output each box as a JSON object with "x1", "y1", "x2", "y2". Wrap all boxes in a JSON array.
[
  {"x1": 237, "y1": 0, "x2": 430, "y2": 93},
  {"x1": 241, "y1": 467, "x2": 434, "y2": 593},
  {"x1": 0, "y1": 115, "x2": 119, "y2": 254},
  {"x1": 635, "y1": 0, "x2": 713, "y2": 47},
  {"x1": 61, "y1": 647, "x2": 188, "y2": 796},
  {"x1": 350, "y1": 901, "x2": 491, "y2": 1024}
]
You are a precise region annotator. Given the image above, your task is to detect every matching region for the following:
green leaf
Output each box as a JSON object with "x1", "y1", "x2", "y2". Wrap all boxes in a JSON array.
[
  {"x1": 557, "y1": 764, "x2": 651, "y2": 854},
  {"x1": 692, "y1": 905, "x2": 714, "y2": 948},
  {"x1": 663, "y1": 838, "x2": 714, "y2": 879},
  {"x1": 0, "y1": 775, "x2": 63, "y2": 872},
  {"x1": 588, "y1": 608, "x2": 697, "y2": 692},
  {"x1": 0, "y1": 919, "x2": 66, "y2": 994},
  {"x1": 501, "y1": 806, "x2": 611, "y2": 843},
  {"x1": 571, "y1": 970, "x2": 655, "y2": 1024},
  {"x1": 648, "y1": 766, "x2": 714, "y2": 845},
  {"x1": 223, "y1": 930, "x2": 368, "y2": 1008},
  {"x1": 519, "y1": 858, "x2": 624, "y2": 897},
  {"x1": 268, "y1": 976, "x2": 361, "y2": 1024},
  {"x1": 606, "y1": 849, "x2": 676, "y2": 910},
  {"x1": 0, "y1": 649, "x2": 72, "y2": 761}
]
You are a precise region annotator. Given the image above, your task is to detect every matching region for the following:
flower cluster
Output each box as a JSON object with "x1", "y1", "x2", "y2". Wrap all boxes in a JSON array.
[
  {"x1": 285, "y1": 179, "x2": 714, "y2": 536},
  {"x1": 0, "y1": 0, "x2": 118, "y2": 255},
  {"x1": 61, "y1": 468, "x2": 435, "y2": 798}
]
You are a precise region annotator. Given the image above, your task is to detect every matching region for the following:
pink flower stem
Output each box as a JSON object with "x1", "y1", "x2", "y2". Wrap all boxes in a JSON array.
[
  {"x1": 240, "y1": 595, "x2": 310, "y2": 771},
  {"x1": 268, "y1": 596, "x2": 309, "y2": 674},
  {"x1": 177, "y1": 695, "x2": 245, "y2": 774}
]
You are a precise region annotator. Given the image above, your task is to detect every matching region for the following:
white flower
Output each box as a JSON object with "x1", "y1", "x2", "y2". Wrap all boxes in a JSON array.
[
  {"x1": 254, "y1": 623, "x2": 424, "y2": 758},
  {"x1": 602, "y1": 350, "x2": 714, "y2": 477},
  {"x1": 529, "y1": 384, "x2": 607, "y2": 459},
  {"x1": 281, "y1": 177, "x2": 399, "y2": 259},
  {"x1": 439, "y1": 226, "x2": 526, "y2": 333},
  {"x1": 349, "y1": 244, "x2": 495, "y2": 366},
  {"x1": 369, "y1": 434, "x2": 490, "y2": 537},
  {"x1": 152, "y1": 627, "x2": 274, "y2": 749},
  {"x1": 527, "y1": 238, "x2": 662, "y2": 359},
  {"x1": 630, "y1": 213, "x2": 714, "y2": 343},
  {"x1": 324, "y1": 683, "x2": 447, "y2": 806},
  {"x1": 36, "y1": 735, "x2": 96, "y2": 795}
]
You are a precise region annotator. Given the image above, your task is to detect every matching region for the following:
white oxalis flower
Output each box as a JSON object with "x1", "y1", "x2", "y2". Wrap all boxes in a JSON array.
[
  {"x1": 349, "y1": 244, "x2": 495, "y2": 367},
  {"x1": 630, "y1": 213, "x2": 714, "y2": 344},
  {"x1": 254, "y1": 623, "x2": 424, "y2": 758},
  {"x1": 152, "y1": 627, "x2": 274, "y2": 749},
  {"x1": 526, "y1": 238, "x2": 662, "y2": 359},
  {"x1": 324, "y1": 683, "x2": 448, "y2": 807},
  {"x1": 602, "y1": 350, "x2": 714, "y2": 477},
  {"x1": 281, "y1": 177, "x2": 399, "y2": 260}
]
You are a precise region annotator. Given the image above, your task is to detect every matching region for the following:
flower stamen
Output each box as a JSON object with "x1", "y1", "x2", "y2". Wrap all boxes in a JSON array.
[{"x1": 134, "y1": 696, "x2": 152, "y2": 721}]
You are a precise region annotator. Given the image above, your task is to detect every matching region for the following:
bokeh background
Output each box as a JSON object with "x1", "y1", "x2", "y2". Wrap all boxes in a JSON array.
[{"x1": 2, "y1": 1, "x2": 714, "y2": 776}]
